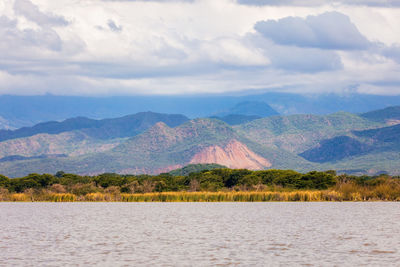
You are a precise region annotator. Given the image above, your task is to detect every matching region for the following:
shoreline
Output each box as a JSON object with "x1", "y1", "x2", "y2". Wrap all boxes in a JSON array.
[{"x1": 1, "y1": 191, "x2": 399, "y2": 202}]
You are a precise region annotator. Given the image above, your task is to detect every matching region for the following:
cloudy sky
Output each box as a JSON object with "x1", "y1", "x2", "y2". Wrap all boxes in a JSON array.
[{"x1": 0, "y1": 0, "x2": 400, "y2": 96}]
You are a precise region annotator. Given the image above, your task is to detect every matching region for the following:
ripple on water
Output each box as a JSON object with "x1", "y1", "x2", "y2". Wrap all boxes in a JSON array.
[{"x1": 0, "y1": 202, "x2": 399, "y2": 266}]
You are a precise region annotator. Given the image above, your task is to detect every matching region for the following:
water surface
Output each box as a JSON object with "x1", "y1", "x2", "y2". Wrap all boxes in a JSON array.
[{"x1": 0, "y1": 203, "x2": 399, "y2": 266}]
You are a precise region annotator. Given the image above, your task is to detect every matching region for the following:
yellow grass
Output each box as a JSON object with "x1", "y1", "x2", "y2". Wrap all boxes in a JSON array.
[
  {"x1": 10, "y1": 193, "x2": 30, "y2": 202},
  {"x1": 119, "y1": 191, "x2": 345, "y2": 202},
  {"x1": 1, "y1": 189, "x2": 399, "y2": 202},
  {"x1": 48, "y1": 193, "x2": 76, "y2": 202}
]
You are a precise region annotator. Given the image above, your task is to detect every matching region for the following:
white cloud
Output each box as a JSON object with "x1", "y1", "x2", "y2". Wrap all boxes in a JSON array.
[{"x1": 0, "y1": 0, "x2": 399, "y2": 96}]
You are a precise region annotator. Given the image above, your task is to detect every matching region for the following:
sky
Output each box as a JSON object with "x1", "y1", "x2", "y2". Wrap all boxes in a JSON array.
[{"x1": 0, "y1": 0, "x2": 400, "y2": 96}]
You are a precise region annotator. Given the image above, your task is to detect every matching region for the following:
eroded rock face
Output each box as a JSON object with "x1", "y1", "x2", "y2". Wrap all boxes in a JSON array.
[{"x1": 190, "y1": 139, "x2": 271, "y2": 170}]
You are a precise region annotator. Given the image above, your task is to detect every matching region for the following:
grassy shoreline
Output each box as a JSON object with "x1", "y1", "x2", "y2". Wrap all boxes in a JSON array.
[
  {"x1": 2, "y1": 167, "x2": 400, "y2": 202},
  {"x1": 1, "y1": 190, "x2": 399, "y2": 202}
]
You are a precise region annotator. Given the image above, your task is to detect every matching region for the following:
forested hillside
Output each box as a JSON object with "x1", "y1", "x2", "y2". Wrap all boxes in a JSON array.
[{"x1": 0, "y1": 107, "x2": 399, "y2": 177}]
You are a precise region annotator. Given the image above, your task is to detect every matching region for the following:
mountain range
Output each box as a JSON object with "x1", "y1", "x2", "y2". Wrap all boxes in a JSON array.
[
  {"x1": 0, "y1": 112, "x2": 189, "y2": 142},
  {"x1": 2, "y1": 93, "x2": 400, "y2": 129},
  {"x1": 0, "y1": 105, "x2": 399, "y2": 177}
]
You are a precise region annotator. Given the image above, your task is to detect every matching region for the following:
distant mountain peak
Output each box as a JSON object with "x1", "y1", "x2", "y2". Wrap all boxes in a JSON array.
[
  {"x1": 177, "y1": 118, "x2": 236, "y2": 140},
  {"x1": 152, "y1": 121, "x2": 169, "y2": 129},
  {"x1": 144, "y1": 121, "x2": 175, "y2": 138},
  {"x1": 215, "y1": 101, "x2": 279, "y2": 118}
]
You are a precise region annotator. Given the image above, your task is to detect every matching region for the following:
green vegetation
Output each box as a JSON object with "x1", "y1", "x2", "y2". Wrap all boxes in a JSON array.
[
  {"x1": 300, "y1": 122, "x2": 400, "y2": 164},
  {"x1": 211, "y1": 114, "x2": 261, "y2": 125},
  {"x1": 168, "y1": 164, "x2": 227, "y2": 176},
  {"x1": 0, "y1": 167, "x2": 399, "y2": 201},
  {"x1": 237, "y1": 112, "x2": 383, "y2": 153},
  {"x1": 299, "y1": 136, "x2": 371, "y2": 163},
  {"x1": 360, "y1": 106, "x2": 400, "y2": 122}
]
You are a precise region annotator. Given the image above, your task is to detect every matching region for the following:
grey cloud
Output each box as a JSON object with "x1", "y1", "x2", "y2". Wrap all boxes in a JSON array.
[
  {"x1": 237, "y1": 0, "x2": 400, "y2": 7},
  {"x1": 254, "y1": 12, "x2": 370, "y2": 50},
  {"x1": 71, "y1": 61, "x2": 219, "y2": 79},
  {"x1": 372, "y1": 80, "x2": 400, "y2": 87},
  {"x1": 102, "y1": 0, "x2": 194, "y2": 2},
  {"x1": 0, "y1": 15, "x2": 62, "y2": 52},
  {"x1": 269, "y1": 46, "x2": 343, "y2": 72},
  {"x1": 0, "y1": 16, "x2": 17, "y2": 28},
  {"x1": 382, "y1": 44, "x2": 400, "y2": 63},
  {"x1": 108, "y1": 20, "x2": 122, "y2": 32},
  {"x1": 21, "y1": 28, "x2": 62, "y2": 51},
  {"x1": 247, "y1": 35, "x2": 343, "y2": 73},
  {"x1": 14, "y1": 0, "x2": 69, "y2": 27},
  {"x1": 24, "y1": 29, "x2": 62, "y2": 51}
]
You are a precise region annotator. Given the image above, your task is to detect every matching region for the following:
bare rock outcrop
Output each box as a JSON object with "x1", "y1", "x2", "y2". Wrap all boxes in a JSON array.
[{"x1": 190, "y1": 139, "x2": 271, "y2": 170}]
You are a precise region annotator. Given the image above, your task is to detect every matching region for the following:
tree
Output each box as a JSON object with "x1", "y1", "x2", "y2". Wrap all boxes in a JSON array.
[
  {"x1": 224, "y1": 169, "x2": 252, "y2": 187},
  {"x1": 199, "y1": 173, "x2": 224, "y2": 191},
  {"x1": 0, "y1": 174, "x2": 9, "y2": 187},
  {"x1": 95, "y1": 173, "x2": 124, "y2": 188},
  {"x1": 55, "y1": 171, "x2": 65, "y2": 178},
  {"x1": 299, "y1": 171, "x2": 336, "y2": 189},
  {"x1": 238, "y1": 174, "x2": 260, "y2": 187}
]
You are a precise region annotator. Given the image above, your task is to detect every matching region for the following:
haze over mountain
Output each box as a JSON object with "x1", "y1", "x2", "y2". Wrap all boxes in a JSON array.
[
  {"x1": 0, "y1": 106, "x2": 399, "y2": 177},
  {"x1": 214, "y1": 101, "x2": 279, "y2": 117},
  {"x1": 2, "y1": 93, "x2": 400, "y2": 129},
  {"x1": 0, "y1": 116, "x2": 13, "y2": 130},
  {"x1": 210, "y1": 101, "x2": 278, "y2": 125}
]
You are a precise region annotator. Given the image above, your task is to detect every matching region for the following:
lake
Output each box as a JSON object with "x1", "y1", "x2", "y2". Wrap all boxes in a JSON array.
[{"x1": 0, "y1": 203, "x2": 399, "y2": 266}]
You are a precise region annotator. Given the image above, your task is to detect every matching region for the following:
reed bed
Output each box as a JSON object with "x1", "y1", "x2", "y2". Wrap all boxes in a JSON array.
[
  {"x1": 120, "y1": 191, "x2": 343, "y2": 202},
  {"x1": 1, "y1": 190, "x2": 398, "y2": 202},
  {"x1": 48, "y1": 193, "x2": 76, "y2": 202},
  {"x1": 10, "y1": 193, "x2": 30, "y2": 202}
]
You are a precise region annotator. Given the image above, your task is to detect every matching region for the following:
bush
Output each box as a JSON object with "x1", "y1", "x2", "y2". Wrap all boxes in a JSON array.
[{"x1": 70, "y1": 183, "x2": 99, "y2": 195}]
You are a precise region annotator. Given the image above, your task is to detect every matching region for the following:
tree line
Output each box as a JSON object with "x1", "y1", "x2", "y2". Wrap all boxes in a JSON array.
[{"x1": 0, "y1": 167, "x2": 398, "y2": 195}]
